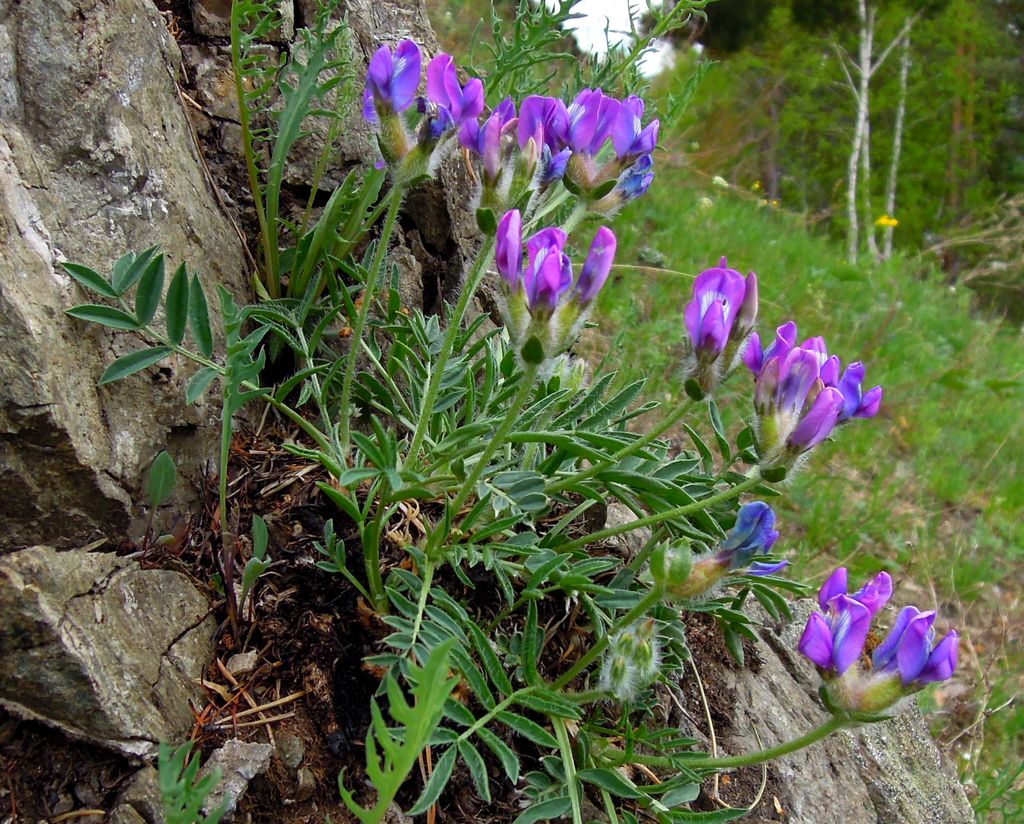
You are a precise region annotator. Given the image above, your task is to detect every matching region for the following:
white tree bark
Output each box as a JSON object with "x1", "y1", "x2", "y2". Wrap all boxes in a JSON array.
[
  {"x1": 860, "y1": 5, "x2": 879, "y2": 260},
  {"x1": 845, "y1": 0, "x2": 871, "y2": 262},
  {"x1": 882, "y1": 26, "x2": 912, "y2": 260}
]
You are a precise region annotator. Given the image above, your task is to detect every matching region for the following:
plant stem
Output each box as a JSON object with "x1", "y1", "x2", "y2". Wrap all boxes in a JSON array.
[
  {"x1": 555, "y1": 470, "x2": 765, "y2": 555},
  {"x1": 406, "y1": 557, "x2": 435, "y2": 653},
  {"x1": 339, "y1": 188, "x2": 402, "y2": 457},
  {"x1": 546, "y1": 398, "x2": 699, "y2": 494},
  {"x1": 552, "y1": 587, "x2": 663, "y2": 690},
  {"x1": 445, "y1": 363, "x2": 538, "y2": 521},
  {"x1": 218, "y1": 387, "x2": 239, "y2": 640},
  {"x1": 601, "y1": 716, "x2": 850, "y2": 771},
  {"x1": 405, "y1": 237, "x2": 496, "y2": 466},
  {"x1": 364, "y1": 497, "x2": 389, "y2": 613},
  {"x1": 553, "y1": 718, "x2": 583, "y2": 824},
  {"x1": 230, "y1": 4, "x2": 274, "y2": 297}
]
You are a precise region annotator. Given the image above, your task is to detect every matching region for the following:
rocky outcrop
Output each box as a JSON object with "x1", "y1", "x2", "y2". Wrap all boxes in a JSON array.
[
  {"x1": 686, "y1": 600, "x2": 973, "y2": 823},
  {"x1": 0, "y1": 546, "x2": 216, "y2": 757},
  {"x1": 0, "y1": 0, "x2": 248, "y2": 550}
]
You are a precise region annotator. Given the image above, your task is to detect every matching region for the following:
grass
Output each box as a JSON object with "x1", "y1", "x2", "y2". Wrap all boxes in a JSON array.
[{"x1": 583, "y1": 159, "x2": 1024, "y2": 820}]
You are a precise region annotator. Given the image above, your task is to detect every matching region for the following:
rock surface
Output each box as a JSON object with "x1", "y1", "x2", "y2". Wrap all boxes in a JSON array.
[
  {"x1": 0, "y1": 546, "x2": 215, "y2": 757},
  {"x1": 199, "y1": 738, "x2": 275, "y2": 816},
  {"x1": 686, "y1": 599, "x2": 973, "y2": 823},
  {"x1": 0, "y1": 0, "x2": 247, "y2": 550}
]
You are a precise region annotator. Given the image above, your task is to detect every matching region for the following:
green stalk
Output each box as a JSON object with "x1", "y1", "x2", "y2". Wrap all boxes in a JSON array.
[
  {"x1": 405, "y1": 238, "x2": 496, "y2": 466},
  {"x1": 230, "y1": 3, "x2": 275, "y2": 297},
  {"x1": 364, "y1": 499, "x2": 388, "y2": 613},
  {"x1": 555, "y1": 470, "x2": 765, "y2": 555},
  {"x1": 218, "y1": 385, "x2": 239, "y2": 639},
  {"x1": 553, "y1": 718, "x2": 583, "y2": 824},
  {"x1": 444, "y1": 362, "x2": 539, "y2": 522},
  {"x1": 552, "y1": 587, "x2": 663, "y2": 690},
  {"x1": 546, "y1": 398, "x2": 699, "y2": 494},
  {"x1": 338, "y1": 189, "x2": 403, "y2": 457},
  {"x1": 601, "y1": 716, "x2": 850, "y2": 771}
]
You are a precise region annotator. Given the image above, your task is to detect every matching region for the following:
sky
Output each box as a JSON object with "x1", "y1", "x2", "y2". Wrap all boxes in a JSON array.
[{"x1": 553, "y1": 0, "x2": 676, "y2": 76}]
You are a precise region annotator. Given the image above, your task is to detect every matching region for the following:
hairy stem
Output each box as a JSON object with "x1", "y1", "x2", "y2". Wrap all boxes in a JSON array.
[
  {"x1": 556, "y1": 470, "x2": 764, "y2": 555},
  {"x1": 553, "y1": 718, "x2": 583, "y2": 824},
  {"x1": 405, "y1": 238, "x2": 496, "y2": 466},
  {"x1": 339, "y1": 188, "x2": 403, "y2": 457}
]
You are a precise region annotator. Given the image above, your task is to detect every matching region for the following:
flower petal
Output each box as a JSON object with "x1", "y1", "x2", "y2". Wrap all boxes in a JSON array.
[
  {"x1": 818, "y1": 567, "x2": 848, "y2": 611},
  {"x1": 799, "y1": 612, "x2": 835, "y2": 670}
]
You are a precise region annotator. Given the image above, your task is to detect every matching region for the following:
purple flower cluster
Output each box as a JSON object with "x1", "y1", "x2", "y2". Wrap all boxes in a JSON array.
[
  {"x1": 362, "y1": 40, "x2": 483, "y2": 177},
  {"x1": 495, "y1": 210, "x2": 616, "y2": 365},
  {"x1": 459, "y1": 89, "x2": 658, "y2": 214},
  {"x1": 799, "y1": 568, "x2": 958, "y2": 714},
  {"x1": 362, "y1": 42, "x2": 658, "y2": 213},
  {"x1": 743, "y1": 322, "x2": 882, "y2": 468}
]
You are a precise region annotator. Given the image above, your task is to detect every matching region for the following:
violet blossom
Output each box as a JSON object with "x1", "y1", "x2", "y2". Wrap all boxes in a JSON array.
[
  {"x1": 495, "y1": 209, "x2": 616, "y2": 366},
  {"x1": 681, "y1": 257, "x2": 759, "y2": 396},
  {"x1": 654, "y1": 502, "x2": 787, "y2": 601},
  {"x1": 800, "y1": 568, "x2": 958, "y2": 715}
]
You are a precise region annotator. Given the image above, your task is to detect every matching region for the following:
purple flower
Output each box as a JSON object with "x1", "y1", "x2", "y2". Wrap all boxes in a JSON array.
[
  {"x1": 496, "y1": 210, "x2": 524, "y2": 289},
  {"x1": 518, "y1": 95, "x2": 569, "y2": 153},
  {"x1": 719, "y1": 501, "x2": 780, "y2": 566},
  {"x1": 836, "y1": 362, "x2": 883, "y2": 421},
  {"x1": 612, "y1": 96, "x2": 659, "y2": 162},
  {"x1": 682, "y1": 258, "x2": 759, "y2": 394},
  {"x1": 566, "y1": 89, "x2": 621, "y2": 155},
  {"x1": 613, "y1": 154, "x2": 655, "y2": 203},
  {"x1": 573, "y1": 226, "x2": 617, "y2": 306},
  {"x1": 817, "y1": 568, "x2": 893, "y2": 616},
  {"x1": 363, "y1": 39, "x2": 422, "y2": 122},
  {"x1": 798, "y1": 594, "x2": 872, "y2": 676},
  {"x1": 523, "y1": 227, "x2": 573, "y2": 313},
  {"x1": 872, "y1": 606, "x2": 959, "y2": 687},
  {"x1": 426, "y1": 53, "x2": 484, "y2": 127},
  {"x1": 684, "y1": 259, "x2": 753, "y2": 360},
  {"x1": 743, "y1": 321, "x2": 797, "y2": 374}
]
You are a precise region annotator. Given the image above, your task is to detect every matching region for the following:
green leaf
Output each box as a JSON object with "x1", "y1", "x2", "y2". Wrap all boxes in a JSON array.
[
  {"x1": 467, "y1": 621, "x2": 514, "y2": 697},
  {"x1": 521, "y1": 335, "x2": 546, "y2": 365},
  {"x1": 514, "y1": 689, "x2": 581, "y2": 720},
  {"x1": 458, "y1": 740, "x2": 491, "y2": 802},
  {"x1": 663, "y1": 808, "x2": 748, "y2": 823},
  {"x1": 98, "y1": 346, "x2": 172, "y2": 385},
  {"x1": 186, "y1": 367, "x2": 220, "y2": 404},
  {"x1": 495, "y1": 711, "x2": 558, "y2": 748},
  {"x1": 476, "y1": 206, "x2": 497, "y2": 235},
  {"x1": 407, "y1": 745, "x2": 458, "y2": 815},
  {"x1": 189, "y1": 275, "x2": 214, "y2": 357},
  {"x1": 577, "y1": 767, "x2": 643, "y2": 799},
  {"x1": 708, "y1": 399, "x2": 731, "y2": 463},
  {"x1": 66, "y1": 304, "x2": 140, "y2": 330},
  {"x1": 252, "y1": 514, "x2": 268, "y2": 560},
  {"x1": 112, "y1": 246, "x2": 159, "y2": 295},
  {"x1": 512, "y1": 795, "x2": 572, "y2": 824},
  {"x1": 476, "y1": 727, "x2": 520, "y2": 783},
  {"x1": 62, "y1": 262, "x2": 117, "y2": 298},
  {"x1": 165, "y1": 262, "x2": 190, "y2": 345},
  {"x1": 134, "y1": 252, "x2": 165, "y2": 325},
  {"x1": 146, "y1": 450, "x2": 177, "y2": 508}
]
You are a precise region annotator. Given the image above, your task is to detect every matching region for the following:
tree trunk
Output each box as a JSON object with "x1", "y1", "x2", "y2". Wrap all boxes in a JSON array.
[
  {"x1": 846, "y1": 0, "x2": 873, "y2": 262},
  {"x1": 882, "y1": 27, "x2": 911, "y2": 260},
  {"x1": 860, "y1": 6, "x2": 879, "y2": 260}
]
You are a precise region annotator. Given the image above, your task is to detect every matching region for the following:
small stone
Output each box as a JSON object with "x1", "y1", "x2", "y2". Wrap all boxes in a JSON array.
[
  {"x1": 295, "y1": 766, "x2": 315, "y2": 802},
  {"x1": 226, "y1": 650, "x2": 259, "y2": 676},
  {"x1": 199, "y1": 738, "x2": 274, "y2": 816},
  {"x1": 120, "y1": 767, "x2": 163, "y2": 823},
  {"x1": 276, "y1": 731, "x2": 305, "y2": 770},
  {"x1": 107, "y1": 806, "x2": 147, "y2": 824},
  {"x1": 603, "y1": 502, "x2": 652, "y2": 561}
]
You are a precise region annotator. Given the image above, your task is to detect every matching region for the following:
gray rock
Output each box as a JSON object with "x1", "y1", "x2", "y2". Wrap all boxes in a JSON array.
[
  {"x1": 107, "y1": 806, "x2": 148, "y2": 824},
  {"x1": 689, "y1": 599, "x2": 973, "y2": 823},
  {"x1": 120, "y1": 766, "x2": 164, "y2": 823},
  {"x1": 295, "y1": 765, "x2": 315, "y2": 801},
  {"x1": 276, "y1": 730, "x2": 305, "y2": 770},
  {"x1": 0, "y1": 0, "x2": 247, "y2": 551},
  {"x1": 226, "y1": 650, "x2": 259, "y2": 676},
  {"x1": 0, "y1": 547, "x2": 215, "y2": 757},
  {"x1": 603, "y1": 502, "x2": 652, "y2": 561},
  {"x1": 199, "y1": 738, "x2": 275, "y2": 816}
]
